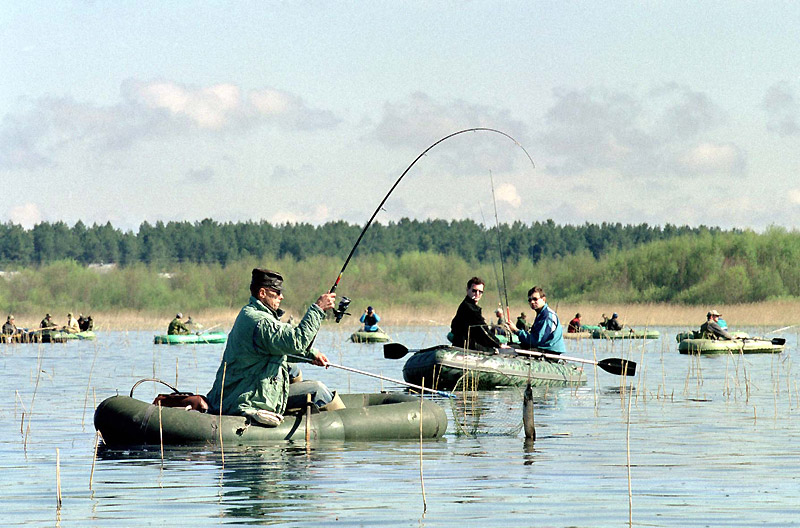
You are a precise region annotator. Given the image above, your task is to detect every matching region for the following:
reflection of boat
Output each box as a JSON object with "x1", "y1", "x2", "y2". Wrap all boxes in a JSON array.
[
  {"x1": 94, "y1": 392, "x2": 447, "y2": 445},
  {"x1": 153, "y1": 332, "x2": 227, "y2": 345},
  {"x1": 349, "y1": 330, "x2": 391, "y2": 343},
  {"x1": 402, "y1": 345, "x2": 586, "y2": 391},
  {"x1": 591, "y1": 329, "x2": 660, "y2": 340},
  {"x1": 677, "y1": 332, "x2": 785, "y2": 355}
]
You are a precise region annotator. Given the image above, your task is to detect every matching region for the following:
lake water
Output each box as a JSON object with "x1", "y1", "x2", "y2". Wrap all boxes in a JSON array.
[{"x1": 2, "y1": 325, "x2": 799, "y2": 527}]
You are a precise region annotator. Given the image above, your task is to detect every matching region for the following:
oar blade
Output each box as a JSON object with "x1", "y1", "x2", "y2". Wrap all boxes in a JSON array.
[
  {"x1": 383, "y1": 343, "x2": 411, "y2": 360},
  {"x1": 597, "y1": 358, "x2": 637, "y2": 376}
]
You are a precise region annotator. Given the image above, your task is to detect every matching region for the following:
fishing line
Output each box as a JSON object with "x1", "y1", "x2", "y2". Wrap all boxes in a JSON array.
[
  {"x1": 489, "y1": 170, "x2": 512, "y2": 325},
  {"x1": 328, "y1": 128, "x2": 535, "y2": 318},
  {"x1": 478, "y1": 203, "x2": 505, "y2": 317}
]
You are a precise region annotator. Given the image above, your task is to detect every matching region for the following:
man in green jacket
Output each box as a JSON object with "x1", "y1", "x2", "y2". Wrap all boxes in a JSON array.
[
  {"x1": 167, "y1": 313, "x2": 189, "y2": 335},
  {"x1": 205, "y1": 268, "x2": 341, "y2": 426}
]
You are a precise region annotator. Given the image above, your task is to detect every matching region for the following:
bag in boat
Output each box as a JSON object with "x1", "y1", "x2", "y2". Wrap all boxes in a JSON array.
[{"x1": 152, "y1": 392, "x2": 209, "y2": 412}]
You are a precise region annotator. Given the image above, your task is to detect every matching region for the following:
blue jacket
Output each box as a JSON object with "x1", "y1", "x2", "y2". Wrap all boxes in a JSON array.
[
  {"x1": 359, "y1": 312, "x2": 381, "y2": 332},
  {"x1": 517, "y1": 303, "x2": 565, "y2": 354}
]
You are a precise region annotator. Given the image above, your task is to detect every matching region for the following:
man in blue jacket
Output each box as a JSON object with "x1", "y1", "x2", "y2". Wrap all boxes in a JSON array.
[{"x1": 507, "y1": 286, "x2": 565, "y2": 354}]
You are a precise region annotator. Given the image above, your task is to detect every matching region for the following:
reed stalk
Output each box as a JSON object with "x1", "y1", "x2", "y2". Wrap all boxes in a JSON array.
[
  {"x1": 89, "y1": 431, "x2": 99, "y2": 491},
  {"x1": 158, "y1": 401, "x2": 164, "y2": 464},
  {"x1": 81, "y1": 343, "x2": 100, "y2": 430},
  {"x1": 305, "y1": 393, "x2": 311, "y2": 445},
  {"x1": 56, "y1": 448, "x2": 62, "y2": 509},
  {"x1": 219, "y1": 362, "x2": 226, "y2": 467},
  {"x1": 24, "y1": 348, "x2": 44, "y2": 452},
  {"x1": 419, "y1": 378, "x2": 427, "y2": 514},
  {"x1": 626, "y1": 372, "x2": 633, "y2": 527}
]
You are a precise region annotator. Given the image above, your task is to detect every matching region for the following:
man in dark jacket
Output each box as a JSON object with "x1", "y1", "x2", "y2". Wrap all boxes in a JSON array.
[
  {"x1": 450, "y1": 277, "x2": 502, "y2": 351},
  {"x1": 700, "y1": 309, "x2": 735, "y2": 340},
  {"x1": 606, "y1": 313, "x2": 623, "y2": 331}
]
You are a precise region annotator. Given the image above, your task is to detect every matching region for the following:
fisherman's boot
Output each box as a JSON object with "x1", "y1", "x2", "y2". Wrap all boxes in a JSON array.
[{"x1": 319, "y1": 391, "x2": 346, "y2": 411}]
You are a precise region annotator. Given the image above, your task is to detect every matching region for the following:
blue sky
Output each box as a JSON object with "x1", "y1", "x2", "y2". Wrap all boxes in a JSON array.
[{"x1": 2, "y1": 2, "x2": 799, "y2": 231}]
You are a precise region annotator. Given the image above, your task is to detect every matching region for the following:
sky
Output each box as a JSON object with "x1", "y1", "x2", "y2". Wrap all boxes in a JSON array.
[{"x1": 1, "y1": 2, "x2": 799, "y2": 232}]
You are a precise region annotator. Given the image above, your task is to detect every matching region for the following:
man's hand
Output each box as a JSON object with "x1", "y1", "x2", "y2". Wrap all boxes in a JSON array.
[
  {"x1": 312, "y1": 352, "x2": 330, "y2": 368},
  {"x1": 315, "y1": 292, "x2": 336, "y2": 311}
]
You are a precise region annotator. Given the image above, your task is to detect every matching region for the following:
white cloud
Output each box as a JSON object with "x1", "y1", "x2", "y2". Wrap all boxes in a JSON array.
[
  {"x1": 8, "y1": 203, "x2": 42, "y2": 228},
  {"x1": 540, "y1": 85, "x2": 736, "y2": 179},
  {"x1": 494, "y1": 182, "x2": 521, "y2": 208},
  {"x1": 268, "y1": 204, "x2": 330, "y2": 224},
  {"x1": 0, "y1": 80, "x2": 341, "y2": 170},
  {"x1": 678, "y1": 142, "x2": 746, "y2": 175}
]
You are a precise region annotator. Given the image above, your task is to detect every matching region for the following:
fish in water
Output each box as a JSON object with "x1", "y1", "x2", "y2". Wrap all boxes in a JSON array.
[{"x1": 523, "y1": 381, "x2": 535, "y2": 440}]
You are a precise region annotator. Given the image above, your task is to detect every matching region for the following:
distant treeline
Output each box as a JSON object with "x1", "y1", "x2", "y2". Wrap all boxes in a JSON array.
[
  {"x1": 0, "y1": 218, "x2": 730, "y2": 267},
  {"x1": 2, "y1": 227, "x2": 798, "y2": 314}
]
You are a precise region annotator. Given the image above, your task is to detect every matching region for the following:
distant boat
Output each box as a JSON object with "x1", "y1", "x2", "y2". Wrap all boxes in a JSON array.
[
  {"x1": 676, "y1": 331, "x2": 785, "y2": 354},
  {"x1": 591, "y1": 329, "x2": 660, "y2": 340},
  {"x1": 349, "y1": 329, "x2": 391, "y2": 343},
  {"x1": 153, "y1": 331, "x2": 227, "y2": 345}
]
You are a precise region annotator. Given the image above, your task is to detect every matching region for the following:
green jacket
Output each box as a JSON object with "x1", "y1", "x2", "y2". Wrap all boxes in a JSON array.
[
  {"x1": 206, "y1": 296, "x2": 324, "y2": 416},
  {"x1": 167, "y1": 318, "x2": 189, "y2": 335}
]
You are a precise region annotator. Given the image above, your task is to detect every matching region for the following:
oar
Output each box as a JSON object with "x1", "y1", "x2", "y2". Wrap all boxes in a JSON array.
[
  {"x1": 514, "y1": 348, "x2": 636, "y2": 376},
  {"x1": 286, "y1": 353, "x2": 455, "y2": 399},
  {"x1": 767, "y1": 325, "x2": 796, "y2": 335},
  {"x1": 746, "y1": 337, "x2": 786, "y2": 346},
  {"x1": 385, "y1": 343, "x2": 636, "y2": 376},
  {"x1": 197, "y1": 323, "x2": 221, "y2": 335},
  {"x1": 29, "y1": 325, "x2": 61, "y2": 333}
]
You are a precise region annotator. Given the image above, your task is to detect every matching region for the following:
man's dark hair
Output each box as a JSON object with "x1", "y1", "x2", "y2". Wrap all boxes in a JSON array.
[
  {"x1": 467, "y1": 277, "x2": 485, "y2": 289},
  {"x1": 527, "y1": 286, "x2": 545, "y2": 298}
]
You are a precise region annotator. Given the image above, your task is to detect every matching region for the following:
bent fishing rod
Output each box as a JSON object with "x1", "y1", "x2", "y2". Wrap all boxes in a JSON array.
[{"x1": 328, "y1": 127, "x2": 536, "y2": 322}]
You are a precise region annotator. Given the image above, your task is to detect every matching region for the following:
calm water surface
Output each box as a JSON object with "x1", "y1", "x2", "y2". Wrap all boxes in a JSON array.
[{"x1": 2, "y1": 325, "x2": 799, "y2": 527}]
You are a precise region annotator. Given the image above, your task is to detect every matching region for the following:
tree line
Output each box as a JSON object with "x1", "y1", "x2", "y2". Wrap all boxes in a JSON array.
[
  {"x1": 0, "y1": 218, "x2": 729, "y2": 268},
  {"x1": 1, "y1": 227, "x2": 798, "y2": 316}
]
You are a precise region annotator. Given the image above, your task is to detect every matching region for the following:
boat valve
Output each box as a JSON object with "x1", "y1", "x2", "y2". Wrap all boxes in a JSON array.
[{"x1": 333, "y1": 296, "x2": 351, "y2": 323}]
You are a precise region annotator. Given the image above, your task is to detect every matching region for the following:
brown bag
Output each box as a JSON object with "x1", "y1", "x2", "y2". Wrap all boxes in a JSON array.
[{"x1": 152, "y1": 392, "x2": 209, "y2": 412}]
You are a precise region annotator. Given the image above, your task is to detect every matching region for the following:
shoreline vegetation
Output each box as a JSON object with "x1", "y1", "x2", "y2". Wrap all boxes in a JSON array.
[
  {"x1": 2, "y1": 225, "x2": 800, "y2": 330},
  {"x1": 5, "y1": 300, "x2": 800, "y2": 331}
]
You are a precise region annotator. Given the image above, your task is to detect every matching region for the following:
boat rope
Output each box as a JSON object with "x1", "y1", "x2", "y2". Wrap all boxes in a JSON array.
[{"x1": 130, "y1": 378, "x2": 181, "y2": 398}]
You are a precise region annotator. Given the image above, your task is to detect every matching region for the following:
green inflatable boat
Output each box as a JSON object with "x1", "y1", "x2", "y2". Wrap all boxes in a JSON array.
[
  {"x1": 94, "y1": 392, "x2": 447, "y2": 445},
  {"x1": 349, "y1": 330, "x2": 391, "y2": 343},
  {"x1": 23, "y1": 329, "x2": 89, "y2": 343},
  {"x1": 153, "y1": 331, "x2": 227, "y2": 345},
  {"x1": 677, "y1": 335, "x2": 786, "y2": 355},
  {"x1": 400, "y1": 345, "x2": 586, "y2": 391},
  {"x1": 591, "y1": 329, "x2": 660, "y2": 340}
]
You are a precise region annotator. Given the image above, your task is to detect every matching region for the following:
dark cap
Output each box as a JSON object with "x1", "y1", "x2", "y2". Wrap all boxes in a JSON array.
[{"x1": 251, "y1": 268, "x2": 283, "y2": 293}]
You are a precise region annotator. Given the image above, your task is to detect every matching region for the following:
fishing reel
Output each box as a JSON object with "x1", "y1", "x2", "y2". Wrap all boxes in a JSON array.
[{"x1": 332, "y1": 296, "x2": 351, "y2": 323}]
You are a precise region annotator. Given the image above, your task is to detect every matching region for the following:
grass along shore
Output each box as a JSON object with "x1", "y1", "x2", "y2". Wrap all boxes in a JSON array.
[{"x1": 6, "y1": 300, "x2": 800, "y2": 331}]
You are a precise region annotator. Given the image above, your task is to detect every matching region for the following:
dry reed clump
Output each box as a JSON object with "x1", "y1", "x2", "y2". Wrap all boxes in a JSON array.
[{"x1": 5, "y1": 300, "x2": 800, "y2": 330}]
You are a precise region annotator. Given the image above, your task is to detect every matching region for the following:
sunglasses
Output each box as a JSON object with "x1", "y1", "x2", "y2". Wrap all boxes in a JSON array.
[{"x1": 528, "y1": 296, "x2": 542, "y2": 302}]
